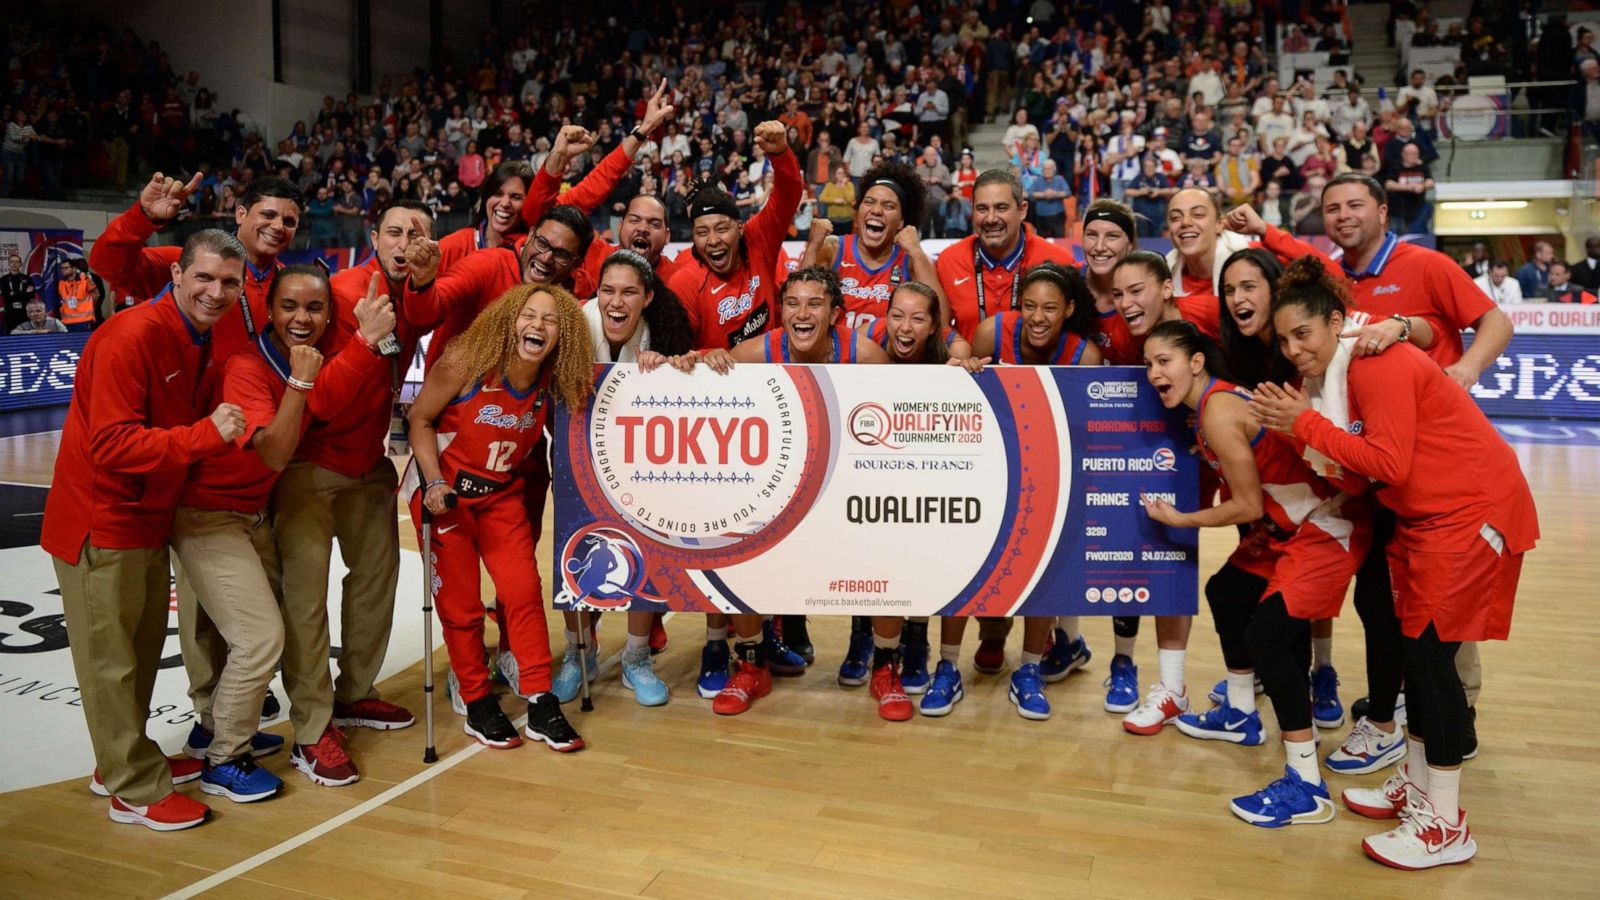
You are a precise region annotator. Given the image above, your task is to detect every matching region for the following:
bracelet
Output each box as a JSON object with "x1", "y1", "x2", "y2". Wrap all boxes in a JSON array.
[
  {"x1": 1389, "y1": 314, "x2": 1412, "y2": 343},
  {"x1": 424, "y1": 479, "x2": 449, "y2": 492},
  {"x1": 630, "y1": 127, "x2": 646, "y2": 142},
  {"x1": 287, "y1": 376, "x2": 315, "y2": 392}
]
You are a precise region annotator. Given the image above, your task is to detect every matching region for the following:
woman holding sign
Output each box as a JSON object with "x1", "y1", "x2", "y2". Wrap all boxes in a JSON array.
[
  {"x1": 925, "y1": 263, "x2": 1103, "y2": 722},
  {"x1": 673, "y1": 267, "x2": 896, "y2": 718},
  {"x1": 405, "y1": 284, "x2": 594, "y2": 752},
  {"x1": 1250, "y1": 258, "x2": 1537, "y2": 870},
  {"x1": 1140, "y1": 317, "x2": 1371, "y2": 828}
]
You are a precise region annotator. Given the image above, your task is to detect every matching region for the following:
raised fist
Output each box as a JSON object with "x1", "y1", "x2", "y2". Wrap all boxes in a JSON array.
[
  {"x1": 895, "y1": 225, "x2": 922, "y2": 253},
  {"x1": 753, "y1": 120, "x2": 789, "y2": 156},
  {"x1": 289, "y1": 344, "x2": 324, "y2": 382},
  {"x1": 1223, "y1": 203, "x2": 1267, "y2": 237}
]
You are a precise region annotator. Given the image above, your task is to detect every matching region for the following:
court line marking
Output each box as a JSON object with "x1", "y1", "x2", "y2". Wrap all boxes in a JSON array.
[{"x1": 163, "y1": 611, "x2": 667, "y2": 899}]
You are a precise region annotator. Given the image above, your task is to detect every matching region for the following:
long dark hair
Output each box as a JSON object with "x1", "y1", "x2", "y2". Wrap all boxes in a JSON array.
[
  {"x1": 887, "y1": 282, "x2": 949, "y2": 365},
  {"x1": 1020, "y1": 262, "x2": 1098, "y2": 339},
  {"x1": 598, "y1": 250, "x2": 695, "y2": 356},
  {"x1": 1147, "y1": 319, "x2": 1224, "y2": 378},
  {"x1": 1217, "y1": 249, "x2": 1295, "y2": 386}
]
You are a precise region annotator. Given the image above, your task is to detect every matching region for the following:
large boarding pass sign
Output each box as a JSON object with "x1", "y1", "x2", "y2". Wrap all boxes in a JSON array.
[{"x1": 551, "y1": 365, "x2": 1199, "y2": 617}]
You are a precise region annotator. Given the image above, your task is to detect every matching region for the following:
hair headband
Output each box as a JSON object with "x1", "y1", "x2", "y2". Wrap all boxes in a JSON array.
[{"x1": 1082, "y1": 207, "x2": 1136, "y2": 242}]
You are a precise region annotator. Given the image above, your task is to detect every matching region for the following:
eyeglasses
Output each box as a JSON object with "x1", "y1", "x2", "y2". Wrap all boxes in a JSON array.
[{"x1": 529, "y1": 234, "x2": 577, "y2": 267}]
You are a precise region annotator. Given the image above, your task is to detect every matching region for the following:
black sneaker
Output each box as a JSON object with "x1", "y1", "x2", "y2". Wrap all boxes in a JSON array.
[
  {"x1": 1351, "y1": 695, "x2": 1370, "y2": 722},
  {"x1": 1462, "y1": 706, "x2": 1478, "y2": 760},
  {"x1": 781, "y1": 615, "x2": 815, "y2": 664},
  {"x1": 525, "y1": 693, "x2": 586, "y2": 752},
  {"x1": 260, "y1": 688, "x2": 281, "y2": 723},
  {"x1": 464, "y1": 695, "x2": 522, "y2": 749}
]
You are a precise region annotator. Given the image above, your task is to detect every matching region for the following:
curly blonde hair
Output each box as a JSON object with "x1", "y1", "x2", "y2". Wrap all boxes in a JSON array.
[{"x1": 445, "y1": 282, "x2": 595, "y2": 409}]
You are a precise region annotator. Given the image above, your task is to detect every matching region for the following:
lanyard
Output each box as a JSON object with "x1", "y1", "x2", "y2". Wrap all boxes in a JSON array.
[
  {"x1": 240, "y1": 258, "x2": 277, "y2": 340},
  {"x1": 973, "y1": 234, "x2": 1024, "y2": 320}
]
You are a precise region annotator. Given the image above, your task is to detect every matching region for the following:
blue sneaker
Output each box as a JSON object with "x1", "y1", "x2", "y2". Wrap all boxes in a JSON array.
[
  {"x1": 697, "y1": 639, "x2": 731, "y2": 699},
  {"x1": 1208, "y1": 673, "x2": 1264, "y2": 706},
  {"x1": 919, "y1": 660, "x2": 964, "y2": 717},
  {"x1": 761, "y1": 618, "x2": 808, "y2": 675},
  {"x1": 184, "y1": 723, "x2": 285, "y2": 760},
  {"x1": 199, "y1": 756, "x2": 282, "y2": 803},
  {"x1": 1229, "y1": 766, "x2": 1336, "y2": 828},
  {"x1": 620, "y1": 645, "x2": 669, "y2": 707},
  {"x1": 838, "y1": 626, "x2": 873, "y2": 687},
  {"x1": 1326, "y1": 716, "x2": 1408, "y2": 775},
  {"x1": 1311, "y1": 665, "x2": 1345, "y2": 729},
  {"x1": 1040, "y1": 630, "x2": 1092, "y2": 684},
  {"x1": 1008, "y1": 663, "x2": 1051, "y2": 720},
  {"x1": 1103, "y1": 654, "x2": 1139, "y2": 713},
  {"x1": 899, "y1": 639, "x2": 931, "y2": 695},
  {"x1": 1174, "y1": 698, "x2": 1265, "y2": 746},
  {"x1": 552, "y1": 642, "x2": 599, "y2": 704}
]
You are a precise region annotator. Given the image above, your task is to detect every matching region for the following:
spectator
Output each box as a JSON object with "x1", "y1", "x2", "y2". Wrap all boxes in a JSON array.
[
  {"x1": 1291, "y1": 172, "x2": 1328, "y2": 235},
  {"x1": 1462, "y1": 241, "x2": 1492, "y2": 280},
  {"x1": 1331, "y1": 87, "x2": 1373, "y2": 139},
  {"x1": 780, "y1": 98, "x2": 814, "y2": 149},
  {"x1": 1572, "y1": 60, "x2": 1600, "y2": 144},
  {"x1": 819, "y1": 165, "x2": 857, "y2": 234},
  {"x1": 2, "y1": 254, "x2": 37, "y2": 333},
  {"x1": 807, "y1": 132, "x2": 843, "y2": 197},
  {"x1": 1259, "y1": 135, "x2": 1301, "y2": 193},
  {"x1": 1176, "y1": 155, "x2": 1218, "y2": 199},
  {"x1": 915, "y1": 74, "x2": 950, "y2": 146},
  {"x1": 2, "y1": 109, "x2": 36, "y2": 197},
  {"x1": 1384, "y1": 143, "x2": 1436, "y2": 234},
  {"x1": 844, "y1": 121, "x2": 879, "y2": 184},
  {"x1": 1179, "y1": 111, "x2": 1222, "y2": 165},
  {"x1": 1105, "y1": 116, "x2": 1145, "y2": 200},
  {"x1": 10, "y1": 299, "x2": 67, "y2": 335},
  {"x1": 1258, "y1": 179, "x2": 1294, "y2": 231},
  {"x1": 1074, "y1": 133, "x2": 1109, "y2": 208},
  {"x1": 1476, "y1": 260, "x2": 1524, "y2": 303},
  {"x1": 1397, "y1": 69, "x2": 1440, "y2": 132},
  {"x1": 1286, "y1": 111, "x2": 1322, "y2": 166},
  {"x1": 1548, "y1": 261, "x2": 1597, "y2": 302},
  {"x1": 1515, "y1": 241, "x2": 1555, "y2": 297},
  {"x1": 1342, "y1": 121, "x2": 1377, "y2": 173},
  {"x1": 915, "y1": 146, "x2": 952, "y2": 236},
  {"x1": 1003, "y1": 109, "x2": 1039, "y2": 158},
  {"x1": 1012, "y1": 132, "x2": 1046, "y2": 179},
  {"x1": 1255, "y1": 95, "x2": 1295, "y2": 154},
  {"x1": 1125, "y1": 155, "x2": 1174, "y2": 237},
  {"x1": 1299, "y1": 133, "x2": 1343, "y2": 184},
  {"x1": 1145, "y1": 128, "x2": 1182, "y2": 178},
  {"x1": 1025, "y1": 159, "x2": 1070, "y2": 238},
  {"x1": 1214, "y1": 135, "x2": 1260, "y2": 208},
  {"x1": 1572, "y1": 236, "x2": 1600, "y2": 291}
]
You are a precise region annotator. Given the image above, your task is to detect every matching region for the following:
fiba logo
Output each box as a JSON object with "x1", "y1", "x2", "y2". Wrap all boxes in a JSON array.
[
  {"x1": 848, "y1": 402, "x2": 900, "y2": 449},
  {"x1": 1151, "y1": 447, "x2": 1176, "y2": 472}
]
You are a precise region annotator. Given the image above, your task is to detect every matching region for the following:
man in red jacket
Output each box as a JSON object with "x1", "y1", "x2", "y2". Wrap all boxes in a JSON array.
[
  {"x1": 43, "y1": 230, "x2": 249, "y2": 832},
  {"x1": 88, "y1": 174, "x2": 304, "y2": 364},
  {"x1": 271, "y1": 200, "x2": 438, "y2": 787}
]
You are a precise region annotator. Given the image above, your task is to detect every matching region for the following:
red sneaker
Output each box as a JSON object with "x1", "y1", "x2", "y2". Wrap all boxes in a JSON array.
[
  {"x1": 90, "y1": 756, "x2": 204, "y2": 797},
  {"x1": 108, "y1": 792, "x2": 209, "y2": 831},
  {"x1": 333, "y1": 697, "x2": 415, "y2": 730},
  {"x1": 870, "y1": 663, "x2": 914, "y2": 722},
  {"x1": 649, "y1": 612, "x2": 669, "y2": 655},
  {"x1": 712, "y1": 660, "x2": 772, "y2": 715},
  {"x1": 290, "y1": 725, "x2": 361, "y2": 786},
  {"x1": 974, "y1": 638, "x2": 1006, "y2": 674}
]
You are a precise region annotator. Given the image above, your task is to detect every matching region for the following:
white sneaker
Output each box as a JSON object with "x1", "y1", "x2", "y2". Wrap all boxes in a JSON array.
[
  {"x1": 1362, "y1": 796, "x2": 1476, "y2": 870},
  {"x1": 498, "y1": 650, "x2": 525, "y2": 700},
  {"x1": 445, "y1": 670, "x2": 466, "y2": 717},
  {"x1": 1342, "y1": 770, "x2": 1418, "y2": 819},
  {"x1": 1123, "y1": 684, "x2": 1188, "y2": 735},
  {"x1": 1326, "y1": 717, "x2": 1407, "y2": 775}
]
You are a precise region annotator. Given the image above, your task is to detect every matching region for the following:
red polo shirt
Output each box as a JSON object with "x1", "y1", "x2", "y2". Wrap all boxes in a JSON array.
[{"x1": 936, "y1": 231, "x2": 1076, "y2": 341}]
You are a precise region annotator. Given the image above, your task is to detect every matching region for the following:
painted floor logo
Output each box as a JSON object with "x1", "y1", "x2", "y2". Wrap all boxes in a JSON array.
[{"x1": 0, "y1": 545, "x2": 428, "y2": 794}]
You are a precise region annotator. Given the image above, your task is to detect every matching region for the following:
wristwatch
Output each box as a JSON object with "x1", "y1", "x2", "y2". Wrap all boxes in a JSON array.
[{"x1": 1389, "y1": 314, "x2": 1412, "y2": 343}]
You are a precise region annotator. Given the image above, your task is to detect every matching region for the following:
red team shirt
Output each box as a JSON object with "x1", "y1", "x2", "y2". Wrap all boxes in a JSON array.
[
  {"x1": 433, "y1": 373, "x2": 550, "y2": 492},
  {"x1": 41, "y1": 294, "x2": 228, "y2": 563},
  {"x1": 832, "y1": 236, "x2": 913, "y2": 330},
  {"x1": 935, "y1": 231, "x2": 1076, "y2": 340},
  {"x1": 1195, "y1": 379, "x2": 1369, "y2": 618},
  {"x1": 670, "y1": 149, "x2": 804, "y2": 350},
  {"x1": 991, "y1": 312, "x2": 1088, "y2": 365}
]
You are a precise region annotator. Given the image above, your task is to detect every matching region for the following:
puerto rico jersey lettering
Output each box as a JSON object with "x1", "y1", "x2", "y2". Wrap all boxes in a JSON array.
[
  {"x1": 432, "y1": 372, "x2": 549, "y2": 495},
  {"x1": 833, "y1": 236, "x2": 911, "y2": 330}
]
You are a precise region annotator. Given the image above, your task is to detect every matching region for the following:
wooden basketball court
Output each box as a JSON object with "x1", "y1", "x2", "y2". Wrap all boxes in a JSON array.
[{"x1": 1, "y1": 423, "x2": 1596, "y2": 898}]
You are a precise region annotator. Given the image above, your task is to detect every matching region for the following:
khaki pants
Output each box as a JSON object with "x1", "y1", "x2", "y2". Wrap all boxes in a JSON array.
[
  {"x1": 172, "y1": 507, "x2": 285, "y2": 763},
  {"x1": 272, "y1": 460, "x2": 399, "y2": 745},
  {"x1": 1457, "y1": 640, "x2": 1481, "y2": 707},
  {"x1": 54, "y1": 542, "x2": 175, "y2": 805}
]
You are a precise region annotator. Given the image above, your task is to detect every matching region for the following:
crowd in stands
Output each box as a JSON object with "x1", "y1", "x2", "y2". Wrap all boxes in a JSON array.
[{"x1": 6, "y1": 1, "x2": 1596, "y2": 247}]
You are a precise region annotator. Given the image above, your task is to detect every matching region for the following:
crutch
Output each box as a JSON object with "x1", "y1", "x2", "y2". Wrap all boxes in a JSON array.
[
  {"x1": 421, "y1": 492, "x2": 456, "y2": 763},
  {"x1": 575, "y1": 609, "x2": 595, "y2": 712}
]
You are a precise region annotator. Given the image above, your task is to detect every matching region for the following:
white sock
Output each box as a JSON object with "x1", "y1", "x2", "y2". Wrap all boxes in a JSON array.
[
  {"x1": 529, "y1": 691, "x2": 549, "y2": 702},
  {"x1": 1226, "y1": 671, "x2": 1257, "y2": 713},
  {"x1": 1158, "y1": 649, "x2": 1185, "y2": 694},
  {"x1": 705, "y1": 625, "x2": 729, "y2": 642},
  {"x1": 1057, "y1": 616, "x2": 1080, "y2": 642},
  {"x1": 940, "y1": 642, "x2": 961, "y2": 664},
  {"x1": 873, "y1": 632, "x2": 898, "y2": 650},
  {"x1": 563, "y1": 629, "x2": 579, "y2": 648},
  {"x1": 1426, "y1": 766, "x2": 1461, "y2": 823},
  {"x1": 1114, "y1": 635, "x2": 1137, "y2": 658},
  {"x1": 1285, "y1": 738, "x2": 1321, "y2": 784},
  {"x1": 626, "y1": 632, "x2": 649, "y2": 651},
  {"x1": 1313, "y1": 637, "x2": 1333, "y2": 671},
  {"x1": 1404, "y1": 738, "x2": 1429, "y2": 792},
  {"x1": 1021, "y1": 650, "x2": 1043, "y2": 666}
]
